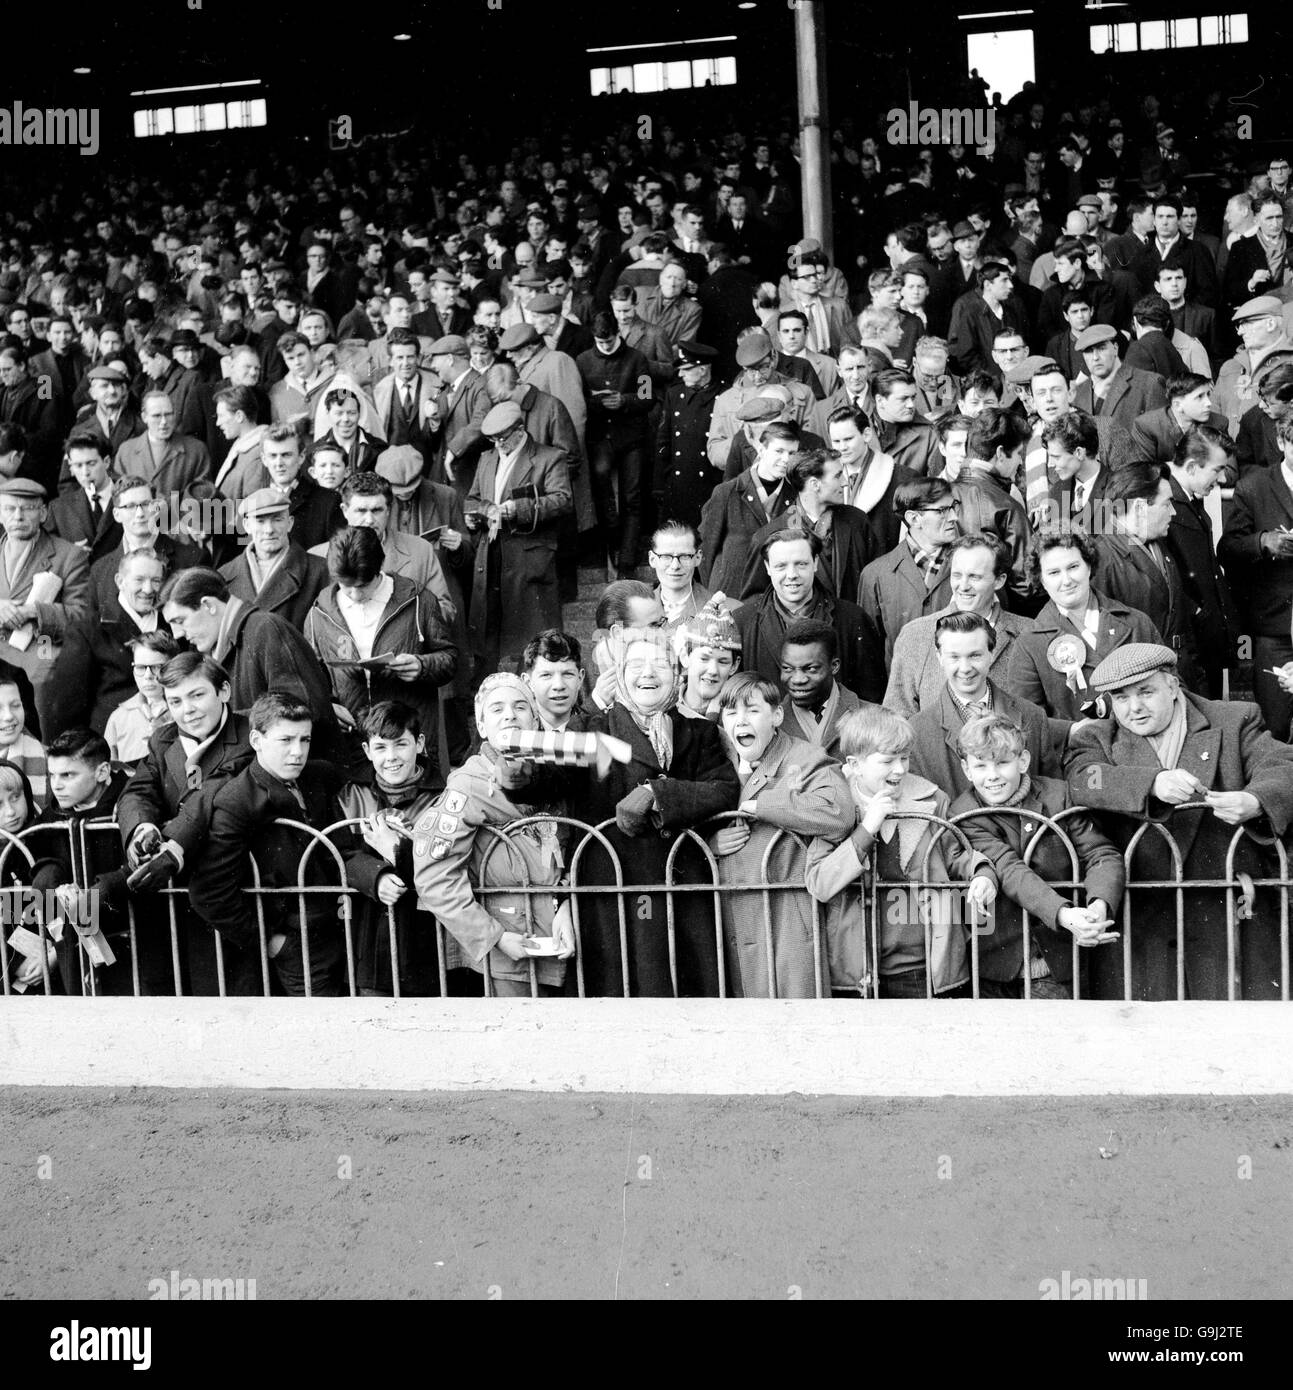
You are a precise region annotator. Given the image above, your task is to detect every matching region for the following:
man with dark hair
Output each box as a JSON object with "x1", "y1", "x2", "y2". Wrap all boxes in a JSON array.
[
  {"x1": 733, "y1": 529, "x2": 883, "y2": 701},
  {"x1": 1124, "y1": 294, "x2": 1187, "y2": 379},
  {"x1": 1043, "y1": 288, "x2": 1094, "y2": 381},
  {"x1": 159, "y1": 567, "x2": 335, "y2": 734},
  {"x1": 521, "y1": 629, "x2": 588, "y2": 733},
  {"x1": 1165, "y1": 426, "x2": 1241, "y2": 700},
  {"x1": 1091, "y1": 462, "x2": 1202, "y2": 691},
  {"x1": 775, "y1": 619, "x2": 862, "y2": 758},
  {"x1": 576, "y1": 311, "x2": 653, "y2": 577},
  {"x1": 1036, "y1": 239, "x2": 1114, "y2": 345},
  {"x1": 0, "y1": 345, "x2": 61, "y2": 487},
  {"x1": 374, "y1": 327, "x2": 438, "y2": 455},
  {"x1": 27, "y1": 313, "x2": 88, "y2": 433},
  {"x1": 740, "y1": 449, "x2": 875, "y2": 602},
  {"x1": 189, "y1": 692, "x2": 388, "y2": 996},
  {"x1": 884, "y1": 532, "x2": 1034, "y2": 716},
  {"x1": 1131, "y1": 373, "x2": 1229, "y2": 466},
  {"x1": 908, "y1": 610, "x2": 1059, "y2": 799},
  {"x1": 1219, "y1": 417, "x2": 1293, "y2": 739},
  {"x1": 953, "y1": 408, "x2": 1033, "y2": 605},
  {"x1": 858, "y1": 476, "x2": 959, "y2": 665},
  {"x1": 947, "y1": 263, "x2": 1029, "y2": 377},
  {"x1": 1142, "y1": 195, "x2": 1218, "y2": 307},
  {"x1": 868, "y1": 369, "x2": 941, "y2": 476},
  {"x1": 698, "y1": 420, "x2": 799, "y2": 597},
  {"x1": 1040, "y1": 410, "x2": 1111, "y2": 531},
  {"x1": 47, "y1": 433, "x2": 123, "y2": 563}
]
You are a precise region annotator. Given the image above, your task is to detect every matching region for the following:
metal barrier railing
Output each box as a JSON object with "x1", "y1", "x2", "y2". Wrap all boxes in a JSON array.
[{"x1": 1, "y1": 806, "x2": 1288, "y2": 1002}]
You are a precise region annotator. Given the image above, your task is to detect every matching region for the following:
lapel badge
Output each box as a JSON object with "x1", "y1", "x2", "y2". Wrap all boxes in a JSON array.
[{"x1": 1200, "y1": 751, "x2": 1209, "y2": 760}]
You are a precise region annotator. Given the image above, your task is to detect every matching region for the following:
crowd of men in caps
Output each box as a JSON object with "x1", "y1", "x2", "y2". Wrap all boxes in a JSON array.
[{"x1": 4, "y1": 94, "x2": 1293, "y2": 1004}]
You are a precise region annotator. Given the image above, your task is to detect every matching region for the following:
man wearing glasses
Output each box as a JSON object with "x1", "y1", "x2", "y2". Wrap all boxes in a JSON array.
[
  {"x1": 114, "y1": 390, "x2": 213, "y2": 505},
  {"x1": 1267, "y1": 157, "x2": 1293, "y2": 233},
  {"x1": 784, "y1": 252, "x2": 858, "y2": 357},
  {"x1": 647, "y1": 521, "x2": 732, "y2": 634},
  {"x1": 858, "y1": 477, "x2": 959, "y2": 666},
  {"x1": 89, "y1": 477, "x2": 205, "y2": 610}
]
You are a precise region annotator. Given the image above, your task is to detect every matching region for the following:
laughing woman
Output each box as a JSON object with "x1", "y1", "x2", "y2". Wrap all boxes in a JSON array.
[{"x1": 578, "y1": 630, "x2": 739, "y2": 996}]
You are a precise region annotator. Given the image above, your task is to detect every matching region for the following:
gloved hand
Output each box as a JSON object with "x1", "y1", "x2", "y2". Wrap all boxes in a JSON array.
[
  {"x1": 615, "y1": 784, "x2": 656, "y2": 836},
  {"x1": 126, "y1": 849, "x2": 180, "y2": 894},
  {"x1": 127, "y1": 825, "x2": 163, "y2": 869}
]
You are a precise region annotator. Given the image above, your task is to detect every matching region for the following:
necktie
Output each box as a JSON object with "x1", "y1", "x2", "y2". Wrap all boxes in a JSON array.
[
  {"x1": 1073, "y1": 480, "x2": 1089, "y2": 513},
  {"x1": 286, "y1": 782, "x2": 308, "y2": 814},
  {"x1": 87, "y1": 488, "x2": 101, "y2": 526},
  {"x1": 809, "y1": 300, "x2": 829, "y2": 353}
]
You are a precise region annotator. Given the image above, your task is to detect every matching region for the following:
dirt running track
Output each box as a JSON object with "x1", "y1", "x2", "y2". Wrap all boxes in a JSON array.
[{"x1": 2, "y1": 1089, "x2": 1292, "y2": 1300}]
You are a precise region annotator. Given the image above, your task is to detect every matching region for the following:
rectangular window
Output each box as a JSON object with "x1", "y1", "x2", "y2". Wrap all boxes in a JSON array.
[
  {"x1": 1173, "y1": 17, "x2": 1198, "y2": 46},
  {"x1": 612, "y1": 64, "x2": 633, "y2": 93},
  {"x1": 632, "y1": 61, "x2": 664, "y2": 93},
  {"x1": 665, "y1": 59, "x2": 691, "y2": 90},
  {"x1": 589, "y1": 67, "x2": 611, "y2": 96},
  {"x1": 202, "y1": 102, "x2": 227, "y2": 131},
  {"x1": 590, "y1": 54, "x2": 735, "y2": 93},
  {"x1": 173, "y1": 105, "x2": 198, "y2": 134},
  {"x1": 132, "y1": 108, "x2": 174, "y2": 138},
  {"x1": 1095, "y1": 13, "x2": 1246, "y2": 53},
  {"x1": 1140, "y1": 20, "x2": 1168, "y2": 49}
]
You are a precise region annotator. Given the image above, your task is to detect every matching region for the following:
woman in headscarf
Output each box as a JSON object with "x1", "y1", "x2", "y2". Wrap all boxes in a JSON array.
[{"x1": 578, "y1": 629, "x2": 740, "y2": 996}]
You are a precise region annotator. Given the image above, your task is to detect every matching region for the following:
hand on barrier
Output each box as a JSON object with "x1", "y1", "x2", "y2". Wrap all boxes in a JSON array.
[
  {"x1": 1205, "y1": 790, "x2": 1262, "y2": 825},
  {"x1": 711, "y1": 820, "x2": 751, "y2": 857},
  {"x1": 966, "y1": 874, "x2": 997, "y2": 919},
  {"x1": 127, "y1": 825, "x2": 162, "y2": 868},
  {"x1": 126, "y1": 848, "x2": 180, "y2": 894},
  {"x1": 615, "y1": 784, "x2": 656, "y2": 836},
  {"x1": 552, "y1": 900, "x2": 576, "y2": 960},
  {"x1": 376, "y1": 872, "x2": 408, "y2": 906}
]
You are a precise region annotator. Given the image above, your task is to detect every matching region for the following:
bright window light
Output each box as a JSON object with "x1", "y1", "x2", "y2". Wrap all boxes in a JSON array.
[
  {"x1": 589, "y1": 67, "x2": 610, "y2": 96},
  {"x1": 202, "y1": 102, "x2": 226, "y2": 131},
  {"x1": 1173, "y1": 17, "x2": 1198, "y2": 45},
  {"x1": 633, "y1": 61, "x2": 664, "y2": 93},
  {"x1": 1140, "y1": 20, "x2": 1167, "y2": 49},
  {"x1": 174, "y1": 105, "x2": 197, "y2": 134},
  {"x1": 665, "y1": 60, "x2": 691, "y2": 90}
]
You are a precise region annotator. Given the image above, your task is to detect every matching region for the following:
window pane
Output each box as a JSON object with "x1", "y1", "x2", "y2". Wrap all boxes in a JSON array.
[
  {"x1": 1116, "y1": 22, "x2": 1138, "y2": 50},
  {"x1": 612, "y1": 65, "x2": 632, "y2": 93},
  {"x1": 174, "y1": 105, "x2": 197, "y2": 134},
  {"x1": 203, "y1": 102, "x2": 226, "y2": 131},
  {"x1": 155, "y1": 106, "x2": 173, "y2": 135},
  {"x1": 589, "y1": 67, "x2": 610, "y2": 97},
  {"x1": 1173, "y1": 17, "x2": 1198, "y2": 46},
  {"x1": 1089, "y1": 24, "x2": 1112, "y2": 54},
  {"x1": 692, "y1": 57, "x2": 715, "y2": 86},
  {"x1": 133, "y1": 110, "x2": 151, "y2": 138},
  {"x1": 249, "y1": 98, "x2": 267, "y2": 127},
  {"x1": 665, "y1": 60, "x2": 690, "y2": 90},
  {"x1": 715, "y1": 56, "x2": 737, "y2": 85},
  {"x1": 226, "y1": 101, "x2": 246, "y2": 129},
  {"x1": 633, "y1": 61, "x2": 662, "y2": 93},
  {"x1": 1230, "y1": 13, "x2": 1249, "y2": 42},
  {"x1": 1200, "y1": 15, "x2": 1220, "y2": 44},
  {"x1": 1140, "y1": 20, "x2": 1167, "y2": 49}
]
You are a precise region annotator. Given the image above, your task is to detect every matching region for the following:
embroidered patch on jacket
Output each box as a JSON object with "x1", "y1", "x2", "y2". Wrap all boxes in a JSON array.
[{"x1": 438, "y1": 814, "x2": 460, "y2": 835}]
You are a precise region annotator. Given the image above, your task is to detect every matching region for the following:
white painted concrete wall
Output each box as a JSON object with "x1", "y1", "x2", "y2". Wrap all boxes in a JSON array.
[{"x1": 3, "y1": 999, "x2": 1292, "y2": 1094}]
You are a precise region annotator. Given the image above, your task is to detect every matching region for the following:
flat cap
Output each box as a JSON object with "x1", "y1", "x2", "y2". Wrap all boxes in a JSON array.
[
  {"x1": 481, "y1": 401, "x2": 524, "y2": 437},
  {"x1": 427, "y1": 334, "x2": 468, "y2": 357},
  {"x1": 528, "y1": 293, "x2": 563, "y2": 314},
  {"x1": 1233, "y1": 294, "x2": 1283, "y2": 324},
  {"x1": 87, "y1": 363, "x2": 128, "y2": 383},
  {"x1": 498, "y1": 323, "x2": 540, "y2": 352},
  {"x1": 375, "y1": 444, "x2": 424, "y2": 486},
  {"x1": 1075, "y1": 323, "x2": 1119, "y2": 351},
  {"x1": 430, "y1": 268, "x2": 459, "y2": 286},
  {"x1": 1076, "y1": 193, "x2": 1102, "y2": 209},
  {"x1": 239, "y1": 487, "x2": 291, "y2": 519},
  {"x1": 515, "y1": 267, "x2": 551, "y2": 288},
  {"x1": 951, "y1": 220, "x2": 978, "y2": 240},
  {"x1": 735, "y1": 396, "x2": 782, "y2": 423},
  {"x1": 735, "y1": 330, "x2": 774, "y2": 367},
  {"x1": 170, "y1": 328, "x2": 201, "y2": 348},
  {"x1": 786, "y1": 237, "x2": 823, "y2": 266},
  {"x1": 0, "y1": 477, "x2": 47, "y2": 500},
  {"x1": 1091, "y1": 642, "x2": 1178, "y2": 693},
  {"x1": 677, "y1": 340, "x2": 717, "y2": 365},
  {"x1": 575, "y1": 194, "x2": 601, "y2": 216},
  {"x1": 1005, "y1": 355, "x2": 1060, "y2": 385}
]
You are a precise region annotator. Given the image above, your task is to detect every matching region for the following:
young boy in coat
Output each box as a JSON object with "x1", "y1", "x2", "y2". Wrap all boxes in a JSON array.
[
  {"x1": 950, "y1": 713, "x2": 1124, "y2": 998},
  {"x1": 805, "y1": 705, "x2": 976, "y2": 997},
  {"x1": 339, "y1": 701, "x2": 447, "y2": 997},
  {"x1": 27, "y1": 729, "x2": 132, "y2": 995},
  {"x1": 189, "y1": 692, "x2": 402, "y2": 996},
  {"x1": 710, "y1": 672, "x2": 854, "y2": 997}
]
